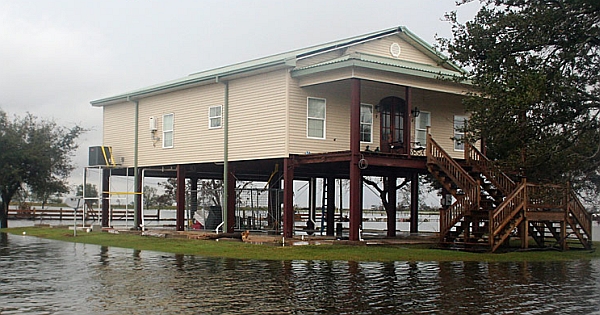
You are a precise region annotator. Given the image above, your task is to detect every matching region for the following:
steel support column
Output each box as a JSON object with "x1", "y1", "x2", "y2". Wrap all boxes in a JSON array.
[
  {"x1": 190, "y1": 177, "x2": 198, "y2": 223},
  {"x1": 349, "y1": 78, "x2": 362, "y2": 241},
  {"x1": 410, "y1": 172, "x2": 419, "y2": 234},
  {"x1": 386, "y1": 176, "x2": 397, "y2": 237},
  {"x1": 283, "y1": 157, "x2": 295, "y2": 238},
  {"x1": 227, "y1": 171, "x2": 236, "y2": 233},
  {"x1": 176, "y1": 165, "x2": 186, "y2": 231},
  {"x1": 101, "y1": 169, "x2": 110, "y2": 228},
  {"x1": 326, "y1": 177, "x2": 336, "y2": 236},
  {"x1": 135, "y1": 168, "x2": 142, "y2": 229}
]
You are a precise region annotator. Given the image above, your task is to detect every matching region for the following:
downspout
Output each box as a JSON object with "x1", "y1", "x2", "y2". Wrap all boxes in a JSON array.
[
  {"x1": 128, "y1": 96, "x2": 140, "y2": 229},
  {"x1": 222, "y1": 80, "x2": 229, "y2": 232}
]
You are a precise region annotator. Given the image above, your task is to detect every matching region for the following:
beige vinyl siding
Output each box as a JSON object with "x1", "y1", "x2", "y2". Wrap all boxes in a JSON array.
[
  {"x1": 287, "y1": 79, "x2": 466, "y2": 157},
  {"x1": 288, "y1": 81, "x2": 352, "y2": 154},
  {"x1": 228, "y1": 69, "x2": 288, "y2": 160},
  {"x1": 103, "y1": 101, "x2": 136, "y2": 166},
  {"x1": 296, "y1": 49, "x2": 345, "y2": 68},
  {"x1": 410, "y1": 89, "x2": 467, "y2": 159},
  {"x1": 136, "y1": 84, "x2": 225, "y2": 166},
  {"x1": 346, "y1": 35, "x2": 437, "y2": 66},
  {"x1": 102, "y1": 84, "x2": 225, "y2": 168}
]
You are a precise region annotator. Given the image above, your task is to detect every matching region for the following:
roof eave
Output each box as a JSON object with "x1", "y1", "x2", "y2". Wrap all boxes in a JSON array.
[
  {"x1": 291, "y1": 58, "x2": 468, "y2": 84},
  {"x1": 91, "y1": 59, "x2": 294, "y2": 106}
]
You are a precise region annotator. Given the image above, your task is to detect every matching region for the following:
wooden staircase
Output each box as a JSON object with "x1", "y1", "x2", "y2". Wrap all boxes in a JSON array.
[{"x1": 426, "y1": 133, "x2": 592, "y2": 252}]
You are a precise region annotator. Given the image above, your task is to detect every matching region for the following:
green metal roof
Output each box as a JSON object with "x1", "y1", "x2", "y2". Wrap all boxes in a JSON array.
[
  {"x1": 91, "y1": 26, "x2": 465, "y2": 106},
  {"x1": 291, "y1": 52, "x2": 464, "y2": 80}
]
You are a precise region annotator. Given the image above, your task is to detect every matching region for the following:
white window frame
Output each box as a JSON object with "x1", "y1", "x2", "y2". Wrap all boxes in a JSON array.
[
  {"x1": 414, "y1": 111, "x2": 431, "y2": 147},
  {"x1": 307, "y1": 97, "x2": 326, "y2": 139},
  {"x1": 360, "y1": 103, "x2": 373, "y2": 143},
  {"x1": 454, "y1": 115, "x2": 468, "y2": 151},
  {"x1": 208, "y1": 105, "x2": 222, "y2": 129},
  {"x1": 162, "y1": 113, "x2": 174, "y2": 148}
]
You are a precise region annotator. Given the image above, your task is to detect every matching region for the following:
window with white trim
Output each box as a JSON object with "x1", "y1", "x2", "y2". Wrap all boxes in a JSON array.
[
  {"x1": 454, "y1": 115, "x2": 468, "y2": 151},
  {"x1": 414, "y1": 111, "x2": 430, "y2": 147},
  {"x1": 209, "y1": 105, "x2": 222, "y2": 129},
  {"x1": 163, "y1": 113, "x2": 174, "y2": 148},
  {"x1": 307, "y1": 97, "x2": 326, "y2": 139},
  {"x1": 360, "y1": 103, "x2": 373, "y2": 143}
]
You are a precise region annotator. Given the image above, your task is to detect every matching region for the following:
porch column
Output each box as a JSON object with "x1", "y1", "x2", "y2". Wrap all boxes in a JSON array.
[
  {"x1": 227, "y1": 171, "x2": 236, "y2": 233},
  {"x1": 176, "y1": 165, "x2": 186, "y2": 231},
  {"x1": 410, "y1": 172, "x2": 419, "y2": 234},
  {"x1": 386, "y1": 176, "x2": 397, "y2": 237},
  {"x1": 326, "y1": 176, "x2": 336, "y2": 236},
  {"x1": 283, "y1": 157, "x2": 295, "y2": 238},
  {"x1": 405, "y1": 86, "x2": 412, "y2": 157},
  {"x1": 101, "y1": 168, "x2": 110, "y2": 228},
  {"x1": 349, "y1": 78, "x2": 362, "y2": 241}
]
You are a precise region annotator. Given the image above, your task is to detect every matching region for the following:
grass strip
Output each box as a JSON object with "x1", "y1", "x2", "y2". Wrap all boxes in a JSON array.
[{"x1": 3, "y1": 226, "x2": 599, "y2": 262}]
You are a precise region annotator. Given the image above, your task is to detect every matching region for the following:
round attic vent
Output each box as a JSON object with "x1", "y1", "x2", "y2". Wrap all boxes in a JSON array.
[{"x1": 390, "y1": 42, "x2": 401, "y2": 58}]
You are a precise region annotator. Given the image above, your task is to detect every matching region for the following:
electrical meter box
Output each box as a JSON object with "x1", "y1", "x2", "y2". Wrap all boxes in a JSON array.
[{"x1": 89, "y1": 146, "x2": 113, "y2": 166}]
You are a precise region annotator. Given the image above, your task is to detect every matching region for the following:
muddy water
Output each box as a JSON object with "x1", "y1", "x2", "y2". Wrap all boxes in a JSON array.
[{"x1": 1, "y1": 232, "x2": 599, "y2": 314}]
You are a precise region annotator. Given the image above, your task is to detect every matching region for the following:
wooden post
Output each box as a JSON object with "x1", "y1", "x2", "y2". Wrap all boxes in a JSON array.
[{"x1": 520, "y1": 219, "x2": 529, "y2": 249}]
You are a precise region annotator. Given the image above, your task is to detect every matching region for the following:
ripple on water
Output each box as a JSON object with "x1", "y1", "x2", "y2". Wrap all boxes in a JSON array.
[{"x1": 1, "y1": 233, "x2": 600, "y2": 314}]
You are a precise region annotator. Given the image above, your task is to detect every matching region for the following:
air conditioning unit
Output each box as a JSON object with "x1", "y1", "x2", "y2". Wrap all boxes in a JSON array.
[{"x1": 89, "y1": 146, "x2": 114, "y2": 166}]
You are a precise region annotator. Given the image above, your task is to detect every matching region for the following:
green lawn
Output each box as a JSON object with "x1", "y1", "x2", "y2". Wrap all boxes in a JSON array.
[{"x1": 3, "y1": 226, "x2": 598, "y2": 262}]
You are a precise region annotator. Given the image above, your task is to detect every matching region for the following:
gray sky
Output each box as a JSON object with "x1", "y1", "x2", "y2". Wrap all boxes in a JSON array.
[{"x1": 0, "y1": 0, "x2": 479, "y2": 195}]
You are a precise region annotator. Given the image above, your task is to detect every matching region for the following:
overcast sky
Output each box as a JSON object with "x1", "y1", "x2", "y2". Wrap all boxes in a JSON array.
[{"x1": 0, "y1": 0, "x2": 480, "y2": 195}]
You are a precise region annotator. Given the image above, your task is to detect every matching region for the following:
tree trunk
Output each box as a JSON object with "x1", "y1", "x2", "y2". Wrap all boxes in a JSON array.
[{"x1": 0, "y1": 202, "x2": 8, "y2": 228}]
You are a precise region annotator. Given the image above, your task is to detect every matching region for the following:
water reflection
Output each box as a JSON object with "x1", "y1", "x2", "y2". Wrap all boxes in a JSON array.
[{"x1": 1, "y1": 233, "x2": 599, "y2": 314}]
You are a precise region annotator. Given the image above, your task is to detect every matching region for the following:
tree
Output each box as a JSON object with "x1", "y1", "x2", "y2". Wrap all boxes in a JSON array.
[
  {"x1": 0, "y1": 110, "x2": 84, "y2": 227},
  {"x1": 441, "y1": 0, "x2": 600, "y2": 197}
]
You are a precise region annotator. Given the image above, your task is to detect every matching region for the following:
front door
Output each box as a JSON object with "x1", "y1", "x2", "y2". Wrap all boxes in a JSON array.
[{"x1": 379, "y1": 96, "x2": 406, "y2": 153}]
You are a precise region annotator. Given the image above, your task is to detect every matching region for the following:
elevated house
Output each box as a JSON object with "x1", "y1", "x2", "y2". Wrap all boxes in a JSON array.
[{"x1": 91, "y1": 26, "x2": 591, "y2": 251}]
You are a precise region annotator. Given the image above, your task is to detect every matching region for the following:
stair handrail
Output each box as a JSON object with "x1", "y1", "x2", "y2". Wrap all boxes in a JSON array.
[
  {"x1": 427, "y1": 133, "x2": 479, "y2": 194},
  {"x1": 465, "y1": 142, "x2": 516, "y2": 195},
  {"x1": 490, "y1": 182, "x2": 527, "y2": 248},
  {"x1": 440, "y1": 187, "x2": 480, "y2": 240},
  {"x1": 427, "y1": 132, "x2": 480, "y2": 239},
  {"x1": 567, "y1": 189, "x2": 592, "y2": 242}
]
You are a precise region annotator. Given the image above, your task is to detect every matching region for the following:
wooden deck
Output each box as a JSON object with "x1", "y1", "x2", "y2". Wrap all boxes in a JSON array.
[{"x1": 426, "y1": 133, "x2": 592, "y2": 252}]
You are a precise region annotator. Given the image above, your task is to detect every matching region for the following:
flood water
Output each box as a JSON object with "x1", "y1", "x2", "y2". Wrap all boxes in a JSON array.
[{"x1": 2, "y1": 231, "x2": 600, "y2": 314}]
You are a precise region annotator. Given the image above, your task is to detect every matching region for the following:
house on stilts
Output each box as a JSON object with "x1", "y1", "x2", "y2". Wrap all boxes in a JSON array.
[{"x1": 91, "y1": 26, "x2": 592, "y2": 252}]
